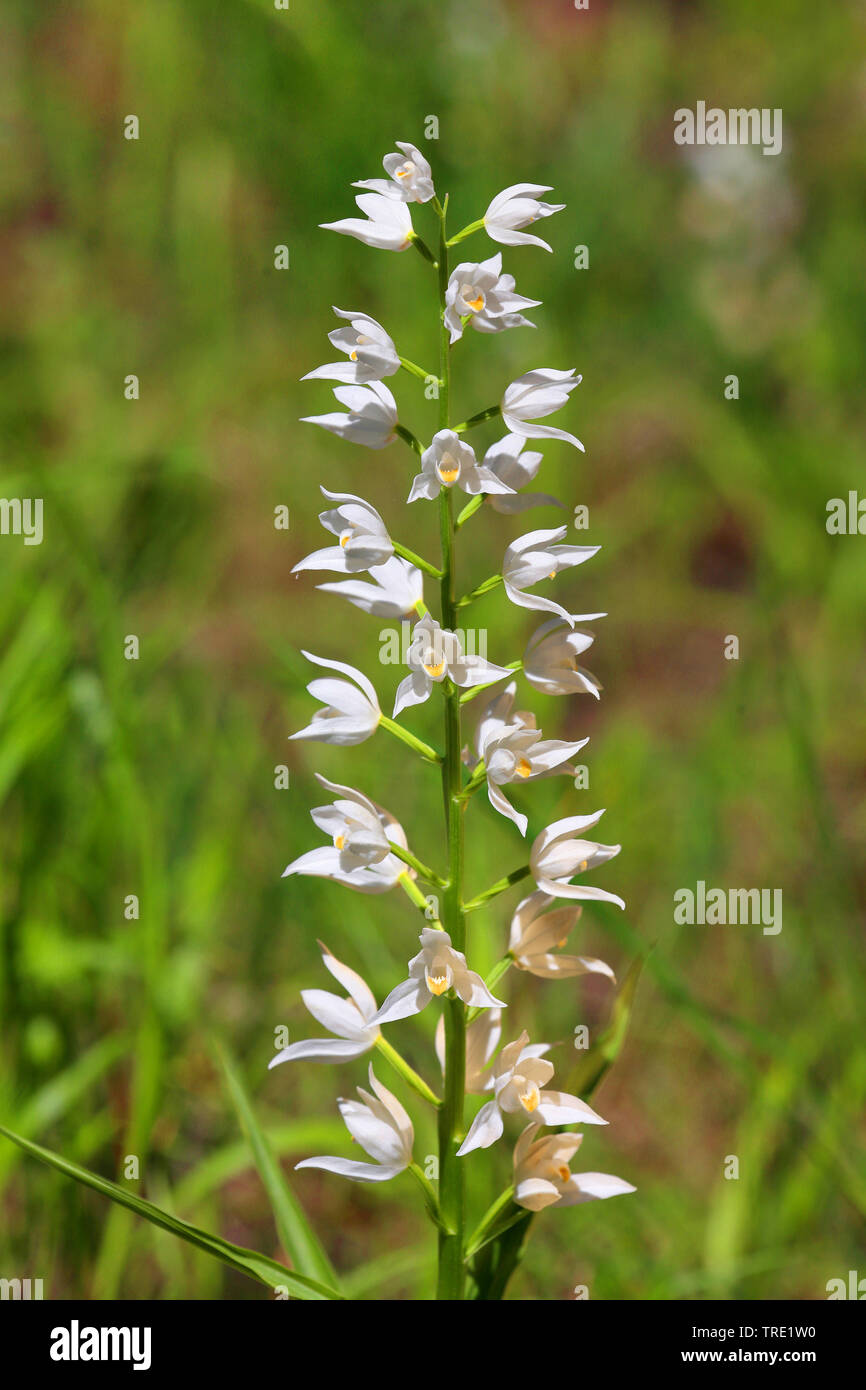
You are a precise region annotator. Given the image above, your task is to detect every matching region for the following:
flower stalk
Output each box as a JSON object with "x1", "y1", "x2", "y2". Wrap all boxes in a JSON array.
[{"x1": 283, "y1": 138, "x2": 634, "y2": 1303}]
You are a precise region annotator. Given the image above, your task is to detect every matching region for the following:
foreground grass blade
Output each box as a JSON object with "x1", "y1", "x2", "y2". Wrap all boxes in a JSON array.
[
  {"x1": 567, "y1": 954, "x2": 645, "y2": 1100},
  {"x1": 0, "y1": 1123, "x2": 343, "y2": 1300},
  {"x1": 217, "y1": 1042, "x2": 339, "y2": 1290}
]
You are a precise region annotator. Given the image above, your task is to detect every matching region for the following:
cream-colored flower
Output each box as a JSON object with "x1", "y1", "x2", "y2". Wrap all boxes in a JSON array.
[
  {"x1": 283, "y1": 774, "x2": 409, "y2": 894},
  {"x1": 513, "y1": 1123, "x2": 636, "y2": 1211},
  {"x1": 269, "y1": 943, "x2": 379, "y2": 1067},
  {"x1": 321, "y1": 192, "x2": 413, "y2": 251},
  {"x1": 354, "y1": 141, "x2": 435, "y2": 204},
  {"x1": 530, "y1": 812, "x2": 624, "y2": 909},
  {"x1": 484, "y1": 183, "x2": 565, "y2": 252},
  {"x1": 296, "y1": 1066, "x2": 414, "y2": 1184},
  {"x1": 501, "y1": 368, "x2": 584, "y2": 449},
  {"x1": 508, "y1": 891, "x2": 615, "y2": 981},
  {"x1": 371, "y1": 928, "x2": 506, "y2": 1025},
  {"x1": 290, "y1": 651, "x2": 381, "y2": 747},
  {"x1": 458, "y1": 1030, "x2": 605, "y2": 1156},
  {"x1": 523, "y1": 616, "x2": 605, "y2": 698},
  {"x1": 435, "y1": 1008, "x2": 506, "y2": 1094}
]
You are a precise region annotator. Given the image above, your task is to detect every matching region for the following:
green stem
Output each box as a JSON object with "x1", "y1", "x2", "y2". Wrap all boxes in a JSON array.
[
  {"x1": 459, "y1": 660, "x2": 522, "y2": 705},
  {"x1": 375, "y1": 1036, "x2": 441, "y2": 1107},
  {"x1": 452, "y1": 405, "x2": 501, "y2": 434},
  {"x1": 466, "y1": 956, "x2": 513, "y2": 1024},
  {"x1": 395, "y1": 423, "x2": 423, "y2": 455},
  {"x1": 457, "y1": 573, "x2": 503, "y2": 607},
  {"x1": 463, "y1": 864, "x2": 531, "y2": 915},
  {"x1": 446, "y1": 218, "x2": 485, "y2": 248},
  {"x1": 408, "y1": 232, "x2": 438, "y2": 266},
  {"x1": 400, "y1": 356, "x2": 438, "y2": 383},
  {"x1": 387, "y1": 840, "x2": 446, "y2": 889},
  {"x1": 392, "y1": 539, "x2": 443, "y2": 580},
  {"x1": 397, "y1": 871, "x2": 444, "y2": 929},
  {"x1": 455, "y1": 495, "x2": 484, "y2": 529},
  {"x1": 465, "y1": 1184, "x2": 517, "y2": 1259},
  {"x1": 379, "y1": 714, "x2": 441, "y2": 764},
  {"x1": 409, "y1": 1162, "x2": 451, "y2": 1232},
  {"x1": 434, "y1": 195, "x2": 466, "y2": 1301}
]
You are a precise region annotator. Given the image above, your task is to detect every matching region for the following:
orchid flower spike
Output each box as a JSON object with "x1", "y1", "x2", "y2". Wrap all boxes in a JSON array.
[
  {"x1": 318, "y1": 556, "x2": 422, "y2": 618},
  {"x1": 354, "y1": 141, "x2": 435, "y2": 204},
  {"x1": 302, "y1": 381, "x2": 398, "y2": 449},
  {"x1": 471, "y1": 682, "x2": 588, "y2": 836},
  {"x1": 443, "y1": 253, "x2": 540, "y2": 344},
  {"x1": 407, "y1": 429, "x2": 514, "y2": 503},
  {"x1": 483, "y1": 183, "x2": 565, "y2": 252},
  {"x1": 457, "y1": 1029, "x2": 606, "y2": 1156},
  {"x1": 292, "y1": 487, "x2": 393, "y2": 575},
  {"x1": 481, "y1": 434, "x2": 563, "y2": 514},
  {"x1": 371, "y1": 927, "x2": 506, "y2": 1026},
  {"x1": 513, "y1": 1123, "x2": 636, "y2": 1211},
  {"x1": 530, "y1": 811, "x2": 625, "y2": 909},
  {"x1": 302, "y1": 307, "x2": 400, "y2": 385},
  {"x1": 523, "y1": 616, "x2": 605, "y2": 698},
  {"x1": 501, "y1": 368, "x2": 584, "y2": 449},
  {"x1": 393, "y1": 614, "x2": 511, "y2": 717},
  {"x1": 503, "y1": 527, "x2": 599, "y2": 625},
  {"x1": 283, "y1": 773, "x2": 410, "y2": 895},
  {"x1": 508, "y1": 891, "x2": 615, "y2": 981},
  {"x1": 269, "y1": 942, "x2": 379, "y2": 1067},
  {"x1": 290, "y1": 651, "x2": 381, "y2": 747},
  {"x1": 296, "y1": 1066, "x2": 414, "y2": 1184},
  {"x1": 320, "y1": 192, "x2": 413, "y2": 251},
  {"x1": 435, "y1": 1008, "x2": 504, "y2": 1095}
]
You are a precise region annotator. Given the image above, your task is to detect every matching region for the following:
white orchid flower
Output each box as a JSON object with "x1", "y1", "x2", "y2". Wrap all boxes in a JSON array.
[
  {"x1": 482, "y1": 434, "x2": 562, "y2": 515},
  {"x1": 513, "y1": 1123, "x2": 636, "y2": 1211},
  {"x1": 296, "y1": 1066, "x2": 413, "y2": 1184},
  {"x1": 443, "y1": 253, "x2": 540, "y2": 344},
  {"x1": 269, "y1": 942, "x2": 379, "y2": 1067},
  {"x1": 524, "y1": 616, "x2": 605, "y2": 698},
  {"x1": 407, "y1": 429, "x2": 514, "y2": 503},
  {"x1": 501, "y1": 368, "x2": 584, "y2": 449},
  {"x1": 530, "y1": 812, "x2": 625, "y2": 909},
  {"x1": 320, "y1": 192, "x2": 413, "y2": 251},
  {"x1": 354, "y1": 141, "x2": 435, "y2": 204},
  {"x1": 302, "y1": 381, "x2": 398, "y2": 450},
  {"x1": 283, "y1": 774, "x2": 410, "y2": 895},
  {"x1": 318, "y1": 556, "x2": 422, "y2": 618},
  {"x1": 483, "y1": 183, "x2": 565, "y2": 252},
  {"x1": 435, "y1": 1008, "x2": 503, "y2": 1095},
  {"x1": 290, "y1": 651, "x2": 380, "y2": 747},
  {"x1": 457, "y1": 1029, "x2": 605, "y2": 1156},
  {"x1": 508, "y1": 891, "x2": 615, "y2": 981},
  {"x1": 471, "y1": 681, "x2": 588, "y2": 835},
  {"x1": 292, "y1": 487, "x2": 393, "y2": 576},
  {"x1": 393, "y1": 614, "x2": 511, "y2": 717},
  {"x1": 371, "y1": 927, "x2": 506, "y2": 1026},
  {"x1": 503, "y1": 526, "x2": 599, "y2": 625},
  {"x1": 302, "y1": 307, "x2": 400, "y2": 385}
]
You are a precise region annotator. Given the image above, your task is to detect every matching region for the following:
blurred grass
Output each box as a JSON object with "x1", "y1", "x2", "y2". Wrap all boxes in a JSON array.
[{"x1": 1, "y1": 0, "x2": 864, "y2": 1299}]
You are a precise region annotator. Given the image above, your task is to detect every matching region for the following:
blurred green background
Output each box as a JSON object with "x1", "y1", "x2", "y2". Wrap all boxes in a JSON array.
[{"x1": 1, "y1": 0, "x2": 864, "y2": 1300}]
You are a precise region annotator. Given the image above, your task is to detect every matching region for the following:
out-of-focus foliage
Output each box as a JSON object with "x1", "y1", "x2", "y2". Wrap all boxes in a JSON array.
[{"x1": 1, "y1": 0, "x2": 864, "y2": 1299}]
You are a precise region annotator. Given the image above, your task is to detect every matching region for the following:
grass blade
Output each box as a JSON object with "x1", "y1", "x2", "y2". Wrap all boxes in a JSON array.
[
  {"x1": 217, "y1": 1042, "x2": 339, "y2": 1289},
  {"x1": 0, "y1": 1123, "x2": 343, "y2": 1300}
]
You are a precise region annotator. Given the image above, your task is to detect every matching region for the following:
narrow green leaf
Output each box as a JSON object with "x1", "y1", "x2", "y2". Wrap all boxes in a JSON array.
[
  {"x1": 567, "y1": 954, "x2": 646, "y2": 1099},
  {"x1": 0, "y1": 1123, "x2": 343, "y2": 1300},
  {"x1": 217, "y1": 1042, "x2": 339, "y2": 1289}
]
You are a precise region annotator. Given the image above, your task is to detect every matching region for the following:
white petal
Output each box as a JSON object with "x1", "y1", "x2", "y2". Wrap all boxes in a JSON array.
[{"x1": 456, "y1": 1101, "x2": 504, "y2": 1155}]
